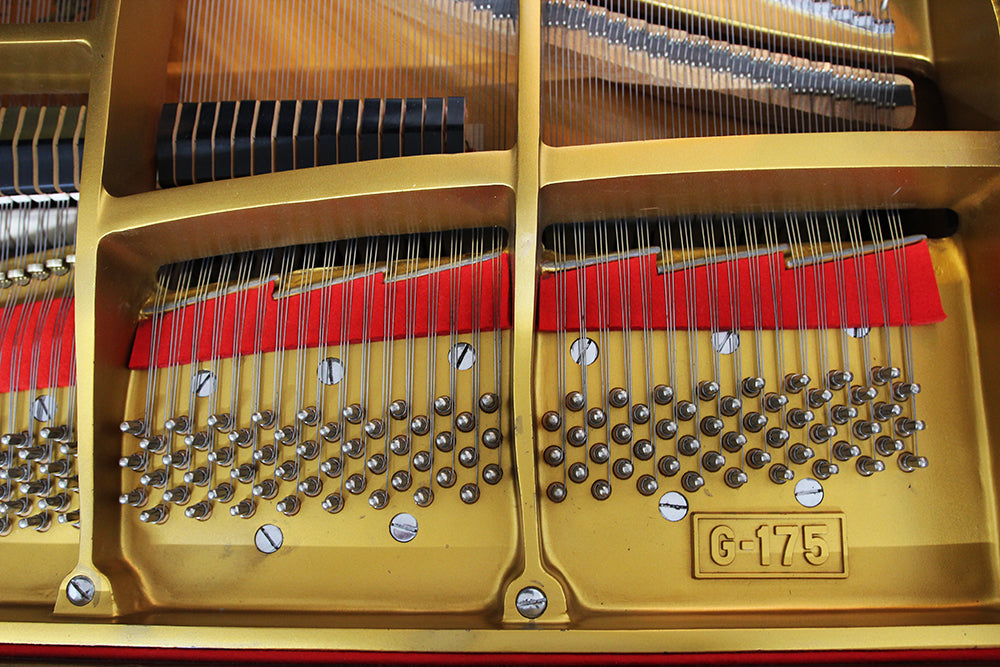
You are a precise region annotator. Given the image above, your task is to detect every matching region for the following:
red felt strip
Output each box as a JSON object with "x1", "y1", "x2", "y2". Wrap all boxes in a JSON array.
[
  {"x1": 537, "y1": 240, "x2": 944, "y2": 331},
  {"x1": 130, "y1": 253, "x2": 511, "y2": 370},
  {"x1": 0, "y1": 296, "x2": 75, "y2": 393}
]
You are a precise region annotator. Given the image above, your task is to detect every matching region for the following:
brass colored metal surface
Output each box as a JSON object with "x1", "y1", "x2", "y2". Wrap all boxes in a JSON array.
[{"x1": 0, "y1": 0, "x2": 997, "y2": 657}]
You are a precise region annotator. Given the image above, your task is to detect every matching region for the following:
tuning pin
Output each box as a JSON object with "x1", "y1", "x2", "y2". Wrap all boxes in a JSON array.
[
  {"x1": 547, "y1": 482, "x2": 567, "y2": 503},
  {"x1": 631, "y1": 404, "x2": 651, "y2": 425},
  {"x1": 608, "y1": 388, "x2": 629, "y2": 408},
  {"x1": 9, "y1": 479, "x2": 41, "y2": 499},
  {"x1": 765, "y1": 428, "x2": 789, "y2": 447},
  {"x1": 434, "y1": 396, "x2": 453, "y2": 416},
  {"x1": 364, "y1": 419, "x2": 385, "y2": 439},
  {"x1": 1, "y1": 432, "x2": 27, "y2": 448},
  {"x1": 184, "y1": 432, "x2": 209, "y2": 450},
  {"x1": 612, "y1": 458, "x2": 633, "y2": 480},
  {"x1": 0, "y1": 466, "x2": 30, "y2": 483},
  {"x1": 319, "y1": 422, "x2": 341, "y2": 442},
  {"x1": 296, "y1": 440, "x2": 320, "y2": 460},
  {"x1": 871, "y1": 366, "x2": 901, "y2": 386},
  {"x1": 720, "y1": 396, "x2": 742, "y2": 417},
  {"x1": 698, "y1": 381, "x2": 720, "y2": 401},
  {"x1": 455, "y1": 412, "x2": 475, "y2": 433},
  {"x1": 785, "y1": 373, "x2": 811, "y2": 393},
  {"x1": 120, "y1": 419, "x2": 145, "y2": 436},
  {"x1": 788, "y1": 444, "x2": 815, "y2": 465},
  {"x1": 833, "y1": 441, "x2": 861, "y2": 461},
  {"x1": 457, "y1": 447, "x2": 477, "y2": 468},
  {"x1": 0, "y1": 517, "x2": 10, "y2": 536},
  {"x1": 853, "y1": 420, "x2": 881, "y2": 440},
  {"x1": 566, "y1": 426, "x2": 587, "y2": 447},
  {"x1": 678, "y1": 435, "x2": 701, "y2": 456},
  {"x1": 297, "y1": 475, "x2": 322, "y2": 497},
  {"x1": 56, "y1": 476, "x2": 78, "y2": 491},
  {"x1": 57, "y1": 510, "x2": 80, "y2": 526},
  {"x1": 414, "y1": 486, "x2": 434, "y2": 507},
  {"x1": 384, "y1": 434, "x2": 408, "y2": 456},
  {"x1": 743, "y1": 412, "x2": 767, "y2": 433},
  {"x1": 873, "y1": 402, "x2": 902, "y2": 422},
  {"x1": 412, "y1": 451, "x2": 432, "y2": 472},
  {"x1": 702, "y1": 451, "x2": 725, "y2": 473},
  {"x1": 808, "y1": 388, "x2": 833, "y2": 408},
  {"x1": 681, "y1": 471, "x2": 705, "y2": 493},
  {"x1": 611, "y1": 423, "x2": 632, "y2": 444},
  {"x1": 828, "y1": 370, "x2": 854, "y2": 391},
  {"x1": 18, "y1": 445, "x2": 49, "y2": 462},
  {"x1": 390, "y1": 470, "x2": 412, "y2": 491},
  {"x1": 810, "y1": 424, "x2": 837, "y2": 444},
  {"x1": 0, "y1": 497, "x2": 31, "y2": 516},
  {"x1": 345, "y1": 473, "x2": 367, "y2": 494},
  {"x1": 162, "y1": 449, "x2": 190, "y2": 469},
  {"x1": 275, "y1": 460, "x2": 299, "y2": 480},
  {"x1": 481, "y1": 428, "x2": 502, "y2": 449},
  {"x1": 342, "y1": 438, "x2": 364, "y2": 459},
  {"x1": 725, "y1": 467, "x2": 749, "y2": 489},
  {"x1": 251, "y1": 410, "x2": 275, "y2": 428},
  {"x1": 851, "y1": 385, "x2": 878, "y2": 405},
  {"x1": 207, "y1": 446, "x2": 234, "y2": 465},
  {"x1": 164, "y1": 415, "x2": 189, "y2": 434},
  {"x1": 367, "y1": 453, "x2": 388, "y2": 475},
  {"x1": 720, "y1": 432, "x2": 747, "y2": 453},
  {"x1": 39, "y1": 424, "x2": 70, "y2": 441},
  {"x1": 207, "y1": 413, "x2": 231, "y2": 431},
  {"x1": 482, "y1": 463, "x2": 503, "y2": 485},
  {"x1": 586, "y1": 408, "x2": 606, "y2": 429},
  {"x1": 274, "y1": 425, "x2": 297, "y2": 445},
  {"x1": 898, "y1": 452, "x2": 929, "y2": 472},
  {"x1": 655, "y1": 419, "x2": 678, "y2": 440},
  {"x1": 568, "y1": 462, "x2": 589, "y2": 483},
  {"x1": 162, "y1": 485, "x2": 191, "y2": 504},
  {"x1": 742, "y1": 377, "x2": 765, "y2": 398},
  {"x1": 342, "y1": 404, "x2": 364, "y2": 424},
  {"x1": 657, "y1": 455, "x2": 680, "y2": 477},
  {"x1": 139, "y1": 504, "x2": 170, "y2": 524},
  {"x1": 895, "y1": 418, "x2": 926, "y2": 438},
  {"x1": 892, "y1": 382, "x2": 921, "y2": 402},
  {"x1": 276, "y1": 495, "x2": 301, "y2": 516},
  {"x1": 229, "y1": 498, "x2": 257, "y2": 518},
  {"x1": 653, "y1": 385, "x2": 674, "y2": 405},
  {"x1": 297, "y1": 406, "x2": 319, "y2": 426},
  {"x1": 634, "y1": 474, "x2": 657, "y2": 496},
  {"x1": 139, "y1": 435, "x2": 166, "y2": 454},
  {"x1": 632, "y1": 439, "x2": 654, "y2": 461},
  {"x1": 17, "y1": 511, "x2": 51, "y2": 532},
  {"x1": 410, "y1": 415, "x2": 430, "y2": 436},
  {"x1": 565, "y1": 391, "x2": 585, "y2": 412},
  {"x1": 0, "y1": 483, "x2": 13, "y2": 501},
  {"x1": 856, "y1": 455, "x2": 885, "y2": 476},
  {"x1": 320, "y1": 456, "x2": 343, "y2": 478},
  {"x1": 139, "y1": 469, "x2": 168, "y2": 488},
  {"x1": 875, "y1": 435, "x2": 905, "y2": 457},
  {"x1": 746, "y1": 448, "x2": 771, "y2": 470},
  {"x1": 831, "y1": 404, "x2": 857, "y2": 425},
  {"x1": 322, "y1": 493, "x2": 344, "y2": 514},
  {"x1": 456, "y1": 483, "x2": 479, "y2": 505},
  {"x1": 699, "y1": 417, "x2": 724, "y2": 438},
  {"x1": 434, "y1": 431, "x2": 455, "y2": 453},
  {"x1": 590, "y1": 479, "x2": 611, "y2": 501},
  {"x1": 118, "y1": 486, "x2": 147, "y2": 508},
  {"x1": 206, "y1": 482, "x2": 234, "y2": 503},
  {"x1": 787, "y1": 408, "x2": 815, "y2": 430},
  {"x1": 230, "y1": 463, "x2": 257, "y2": 484},
  {"x1": 812, "y1": 459, "x2": 840, "y2": 480},
  {"x1": 58, "y1": 442, "x2": 77, "y2": 456},
  {"x1": 676, "y1": 401, "x2": 697, "y2": 421},
  {"x1": 541, "y1": 411, "x2": 561, "y2": 432},
  {"x1": 183, "y1": 466, "x2": 210, "y2": 486},
  {"x1": 36, "y1": 493, "x2": 69, "y2": 512},
  {"x1": 388, "y1": 400, "x2": 409, "y2": 420},
  {"x1": 252, "y1": 445, "x2": 277, "y2": 465},
  {"x1": 228, "y1": 429, "x2": 252, "y2": 446},
  {"x1": 764, "y1": 393, "x2": 788, "y2": 412},
  {"x1": 434, "y1": 467, "x2": 455, "y2": 488},
  {"x1": 479, "y1": 393, "x2": 500, "y2": 414},
  {"x1": 184, "y1": 500, "x2": 213, "y2": 521},
  {"x1": 768, "y1": 463, "x2": 794, "y2": 484}
]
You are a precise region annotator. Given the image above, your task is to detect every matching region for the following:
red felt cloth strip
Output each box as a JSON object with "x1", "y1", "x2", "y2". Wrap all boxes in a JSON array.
[
  {"x1": 537, "y1": 240, "x2": 944, "y2": 331},
  {"x1": 0, "y1": 296, "x2": 74, "y2": 392},
  {"x1": 130, "y1": 253, "x2": 511, "y2": 370}
]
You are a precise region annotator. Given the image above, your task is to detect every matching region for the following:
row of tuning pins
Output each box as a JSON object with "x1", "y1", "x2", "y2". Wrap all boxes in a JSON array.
[
  {"x1": 119, "y1": 390, "x2": 505, "y2": 521},
  {"x1": 0, "y1": 253, "x2": 74, "y2": 288},
  {"x1": 541, "y1": 365, "x2": 927, "y2": 501},
  {"x1": 0, "y1": 424, "x2": 78, "y2": 533}
]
